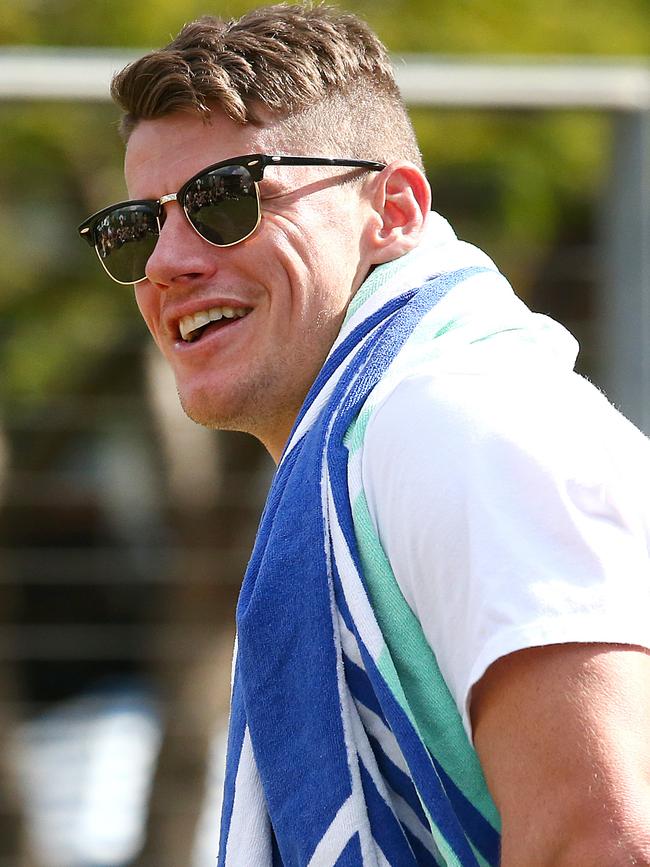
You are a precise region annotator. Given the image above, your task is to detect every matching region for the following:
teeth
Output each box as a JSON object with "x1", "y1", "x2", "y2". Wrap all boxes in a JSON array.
[{"x1": 179, "y1": 306, "x2": 249, "y2": 342}]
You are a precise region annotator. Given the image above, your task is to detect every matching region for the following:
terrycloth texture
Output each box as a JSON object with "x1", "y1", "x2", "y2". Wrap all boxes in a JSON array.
[{"x1": 219, "y1": 217, "x2": 511, "y2": 866}]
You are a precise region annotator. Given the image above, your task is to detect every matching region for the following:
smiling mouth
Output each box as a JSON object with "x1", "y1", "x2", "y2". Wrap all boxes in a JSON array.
[{"x1": 178, "y1": 306, "x2": 251, "y2": 342}]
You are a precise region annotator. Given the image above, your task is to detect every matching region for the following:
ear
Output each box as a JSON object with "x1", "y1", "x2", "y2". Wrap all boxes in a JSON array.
[{"x1": 364, "y1": 161, "x2": 431, "y2": 265}]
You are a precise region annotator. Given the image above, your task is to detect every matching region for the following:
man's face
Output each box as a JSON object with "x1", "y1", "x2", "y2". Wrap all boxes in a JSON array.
[{"x1": 125, "y1": 111, "x2": 375, "y2": 459}]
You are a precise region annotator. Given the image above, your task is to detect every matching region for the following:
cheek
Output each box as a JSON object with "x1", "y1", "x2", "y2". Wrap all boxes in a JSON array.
[
  {"x1": 134, "y1": 285, "x2": 162, "y2": 341},
  {"x1": 263, "y1": 214, "x2": 326, "y2": 280}
]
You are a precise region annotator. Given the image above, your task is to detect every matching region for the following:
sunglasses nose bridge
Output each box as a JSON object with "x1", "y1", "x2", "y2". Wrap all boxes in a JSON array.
[{"x1": 143, "y1": 197, "x2": 226, "y2": 287}]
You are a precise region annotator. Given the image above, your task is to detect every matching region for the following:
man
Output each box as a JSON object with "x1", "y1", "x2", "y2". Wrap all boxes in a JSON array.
[{"x1": 78, "y1": 5, "x2": 650, "y2": 864}]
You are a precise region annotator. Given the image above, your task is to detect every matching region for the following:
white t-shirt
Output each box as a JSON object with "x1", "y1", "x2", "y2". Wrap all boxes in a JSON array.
[{"x1": 362, "y1": 366, "x2": 650, "y2": 738}]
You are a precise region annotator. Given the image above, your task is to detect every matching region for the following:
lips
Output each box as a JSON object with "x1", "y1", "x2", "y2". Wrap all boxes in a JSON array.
[{"x1": 177, "y1": 305, "x2": 252, "y2": 342}]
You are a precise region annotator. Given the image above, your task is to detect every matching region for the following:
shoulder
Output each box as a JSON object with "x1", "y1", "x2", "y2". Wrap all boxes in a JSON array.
[
  {"x1": 362, "y1": 367, "x2": 650, "y2": 503},
  {"x1": 358, "y1": 368, "x2": 650, "y2": 735}
]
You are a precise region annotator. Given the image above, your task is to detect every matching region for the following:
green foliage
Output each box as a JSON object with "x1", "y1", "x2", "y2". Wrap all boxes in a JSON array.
[
  {"x1": 0, "y1": 0, "x2": 646, "y2": 403},
  {"x1": 3, "y1": 0, "x2": 649, "y2": 53},
  {"x1": 410, "y1": 109, "x2": 606, "y2": 293},
  {"x1": 363, "y1": 0, "x2": 650, "y2": 55},
  {"x1": 0, "y1": 100, "x2": 141, "y2": 404}
]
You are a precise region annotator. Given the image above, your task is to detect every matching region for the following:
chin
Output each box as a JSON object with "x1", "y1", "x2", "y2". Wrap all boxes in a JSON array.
[
  {"x1": 179, "y1": 393, "x2": 233, "y2": 431},
  {"x1": 175, "y1": 382, "x2": 256, "y2": 436}
]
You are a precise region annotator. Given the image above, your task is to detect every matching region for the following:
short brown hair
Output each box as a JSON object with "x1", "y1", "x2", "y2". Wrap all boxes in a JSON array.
[{"x1": 111, "y1": 3, "x2": 423, "y2": 167}]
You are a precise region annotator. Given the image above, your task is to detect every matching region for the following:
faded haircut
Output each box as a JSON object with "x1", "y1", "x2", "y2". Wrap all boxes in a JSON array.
[{"x1": 110, "y1": 3, "x2": 423, "y2": 168}]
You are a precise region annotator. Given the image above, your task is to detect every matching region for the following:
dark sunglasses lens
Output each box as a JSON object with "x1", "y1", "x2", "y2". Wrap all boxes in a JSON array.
[
  {"x1": 94, "y1": 205, "x2": 158, "y2": 283},
  {"x1": 184, "y1": 165, "x2": 259, "y2": 245}
]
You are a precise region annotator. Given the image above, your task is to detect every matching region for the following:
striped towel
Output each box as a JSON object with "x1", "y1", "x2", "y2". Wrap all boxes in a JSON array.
[{"x1": 218, "y1": 224, "x2": 505, "y2": 865}]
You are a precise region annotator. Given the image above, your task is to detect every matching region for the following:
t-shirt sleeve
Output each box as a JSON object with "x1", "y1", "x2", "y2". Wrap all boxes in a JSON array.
[{"x1": 361, "y1": 370, "x2": 650, "y2": 739}]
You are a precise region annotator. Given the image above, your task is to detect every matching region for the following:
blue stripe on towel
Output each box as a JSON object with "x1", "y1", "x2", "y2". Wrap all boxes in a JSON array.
[
  {"x1": 324, "y1": 270, "x2": 498, "y2": 865},
  {"x1": 361, "y1": 645, "x2": 482, "y2": 865},
  {"x1": 358, "y1": 758, "x2": 419, "y2": 865},
  {"x1": 432, "y1": 757, "x2": 501, "y2": 864},
  {"x1": 236, "y1": 429, "x2": 355, "y2": 864},
  {"x1": 404, "y1": 826, "x2": 443, "y2": 867},
  {"x1": 293, "y1": 290, "x2": 419, "y2": 432},
  {"x1": 366, "y1": 733, "x2": 430, "y2": 830},
  {"x1": 343, "y1": 656, "x2": 385, "y2": 721},
  {"x1": 220, "y1": 265, "x2": 501, "y2": 865},
  {"x1": 334, "y1": 832, "x2": 362, "y2": 865},
  {"x1": 217, "y1": 667, "x2": 247, "y2": 866}
]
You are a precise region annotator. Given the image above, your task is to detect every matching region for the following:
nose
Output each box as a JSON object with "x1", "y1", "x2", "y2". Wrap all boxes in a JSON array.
[{"x1": 144, "y1": 200, "x2": 219, "y2": 289}]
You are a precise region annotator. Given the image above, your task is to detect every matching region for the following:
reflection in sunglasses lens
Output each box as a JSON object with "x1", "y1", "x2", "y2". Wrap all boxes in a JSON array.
[
  {"x1": 185, "y1": 166, "x2": 259, "y2": 245},
  {"x1": 90, "y1": 164, "x2": 260, "y2": 283},
  {"x1": 96, "y1": 206, "x2": 158, "y2": 284}
]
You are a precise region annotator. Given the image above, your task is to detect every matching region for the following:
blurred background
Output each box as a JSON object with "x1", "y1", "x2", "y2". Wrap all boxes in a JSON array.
[{"x1": 1, "y1": 0, "x2": 649, "y2": 864}]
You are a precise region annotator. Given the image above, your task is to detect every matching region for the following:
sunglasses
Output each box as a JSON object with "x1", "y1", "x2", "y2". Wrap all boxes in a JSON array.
[{"x1": 78, "y1": 153, "x2": 386, "y2": 285}]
